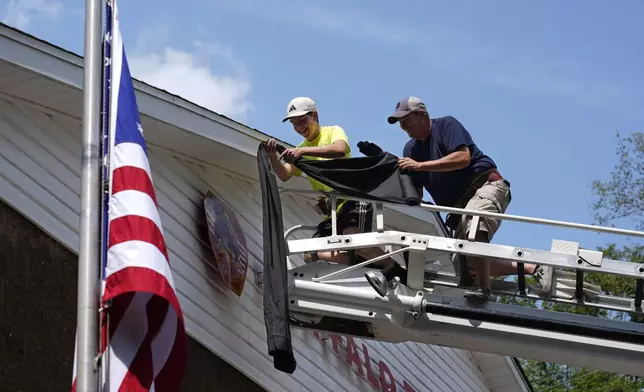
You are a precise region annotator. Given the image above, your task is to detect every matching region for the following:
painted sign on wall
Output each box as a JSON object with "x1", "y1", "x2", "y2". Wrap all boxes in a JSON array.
[
  {"x1": 311, "y1": 331, "x2": 417, "y2": 392},
  {"x1": 204, "y1": 190, "x2": 249, "y2": 296}
]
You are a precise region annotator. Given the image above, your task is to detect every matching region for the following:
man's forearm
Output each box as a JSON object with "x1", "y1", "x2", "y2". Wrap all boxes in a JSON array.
[
  {"x1": 419, "y1": 151, "x2": 470, "y2": 172},
  {"x1": 300, "y1": 143, "x2": 346, "y2": 158}
]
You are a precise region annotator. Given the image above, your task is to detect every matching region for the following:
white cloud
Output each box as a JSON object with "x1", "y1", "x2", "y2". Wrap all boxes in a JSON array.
[
  {"x1": 2, "y1": 0, "x2": 62, "y2": 30},
  {"x1": 128, "y1": 37, "x2": 253, "y2": 122}
]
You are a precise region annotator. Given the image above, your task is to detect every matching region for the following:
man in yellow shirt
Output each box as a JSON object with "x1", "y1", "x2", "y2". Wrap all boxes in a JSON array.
[{"x1": 265, "y1": 97, "x2": 395, "y2": 269}]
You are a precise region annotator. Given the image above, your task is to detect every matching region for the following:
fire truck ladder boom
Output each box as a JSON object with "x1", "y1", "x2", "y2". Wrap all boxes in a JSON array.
[{"x1": 280, "y1": 189, "x2": 644, "y2": 377}]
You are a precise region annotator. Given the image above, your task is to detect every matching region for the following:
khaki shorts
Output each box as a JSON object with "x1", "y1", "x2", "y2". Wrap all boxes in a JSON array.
[
  {"x1": 452, "y1": 179, "x2": 511, "y2": 282},
  {"x1": 456, "y1": 179, "x2": 511, "y2": 242}
]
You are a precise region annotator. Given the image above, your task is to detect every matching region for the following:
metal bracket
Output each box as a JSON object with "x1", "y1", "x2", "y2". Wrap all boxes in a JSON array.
[
  {"x1": 98, "y1": 299, "x2": 112, "y2": 313},
  {"x1": 376, "y1": 203, "x2": 385, "y2": 232},
  {"x1": 552, "y1": 239, "x2": 603, "y2": 268},
  {"x1": 92, "y1": 352, "x2": 102, "y2": 372},
  {"x1": 330, "y1": 194, "x2": 338, "y2": 236},
  {"x1": 412, "y1": 291, "x2": 424, "y2": 320},
  {"x1": 579, "y1": 249, "x2": 604, "y2": 267},
  {"x1": 551, "y1": 239, "x2": 580, "y2": 255},
  {"x1": 254, "y1": 270, "x2": 264, "y2": 288},
  {"x1": 468, "y1": 215, "x2": 480, "y2": 242}
]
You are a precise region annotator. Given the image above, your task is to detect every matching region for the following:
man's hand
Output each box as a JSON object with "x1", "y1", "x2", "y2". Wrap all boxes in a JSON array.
[
  {"x1": 265, "y1": 138, "x2": 278, "y2": 153},
  {"x1": 279, "y1": 147, "x2": 305, "y2": 163},
  {"x1": 398, "y1": 157, "x2": 423, "y2": 171},
  {"x1": 263, "y1": 138, "x2": 296, "y2": 181}
]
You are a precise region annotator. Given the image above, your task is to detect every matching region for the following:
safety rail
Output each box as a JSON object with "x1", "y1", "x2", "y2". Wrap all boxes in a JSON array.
[{"x1": 279, "y1": 188, "x2": 644, "y2": 238}]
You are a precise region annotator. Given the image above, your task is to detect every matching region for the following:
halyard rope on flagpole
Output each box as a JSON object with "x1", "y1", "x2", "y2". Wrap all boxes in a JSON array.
[
  {"x1": 98, "y1": 0, "x2": 114, "y2": 389},
  {"x1": 101, "y1": 0, "x2": 115, "y2": 390}
]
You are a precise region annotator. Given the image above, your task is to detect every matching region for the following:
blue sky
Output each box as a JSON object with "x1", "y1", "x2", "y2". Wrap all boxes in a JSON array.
[{"x1": 2, "y1": 0, "x2": 642, "y2": 255}]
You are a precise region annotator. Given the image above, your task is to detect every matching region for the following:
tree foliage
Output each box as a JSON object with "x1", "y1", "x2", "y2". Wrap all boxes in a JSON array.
[
  {"x1": 591, "y1": 131, "x2": 644, "y2": 230},
  {"x1": 515, "y1": 132, "x2": 644, "y2": 391}
]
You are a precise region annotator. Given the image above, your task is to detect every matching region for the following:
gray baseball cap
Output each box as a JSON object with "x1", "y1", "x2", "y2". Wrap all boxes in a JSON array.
[{"x1": 387, "y1": 96, "x2": 428, "y2": 124}]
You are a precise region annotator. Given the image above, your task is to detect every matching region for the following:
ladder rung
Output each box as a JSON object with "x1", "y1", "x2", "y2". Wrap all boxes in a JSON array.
[
  {"x1": 517, "y1": 262, "x2": 526, "y2": 295},
  {"x1": 635, "y1": 280, "x2": 643, "y2": 310},
  {"x1": 575, "y1": 270, "x2": 584, "y2": 302}
]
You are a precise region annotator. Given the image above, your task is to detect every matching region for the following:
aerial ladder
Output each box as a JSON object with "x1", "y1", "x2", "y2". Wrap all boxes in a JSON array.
[{"x1": 279, "y1": 188, "x2": 644, "y2": 378}]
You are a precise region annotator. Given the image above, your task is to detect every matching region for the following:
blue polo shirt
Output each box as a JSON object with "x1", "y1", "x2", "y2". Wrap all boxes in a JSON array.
[{"x1": 403, "y1": 115, "x2": 497, "y2": 207}]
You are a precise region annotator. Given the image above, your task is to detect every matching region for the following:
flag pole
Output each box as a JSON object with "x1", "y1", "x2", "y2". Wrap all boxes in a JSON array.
[{"x1": 76, "y1": 0, "x2": 103, "y2": 390}]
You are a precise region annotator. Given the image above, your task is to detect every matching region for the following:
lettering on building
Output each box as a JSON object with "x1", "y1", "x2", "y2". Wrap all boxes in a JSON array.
[{"x1": 311, "y1": 331, "x2": 416, "y2": 392}]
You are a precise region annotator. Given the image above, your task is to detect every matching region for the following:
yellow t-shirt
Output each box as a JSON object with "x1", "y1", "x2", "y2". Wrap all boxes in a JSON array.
[{"x1": 293, "y1": 125, "x2": 351, "y2": 193}]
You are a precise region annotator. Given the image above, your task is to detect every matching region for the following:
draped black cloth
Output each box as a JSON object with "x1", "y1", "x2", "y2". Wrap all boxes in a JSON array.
[{"x1": 257, "y1": 141, "x2": 422, "y2": 374}]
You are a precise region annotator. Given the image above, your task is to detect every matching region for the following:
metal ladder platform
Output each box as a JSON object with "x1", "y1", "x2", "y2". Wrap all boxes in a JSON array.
[{"x1": 279, "y1": 188, "x2": 644, "y2": 376}]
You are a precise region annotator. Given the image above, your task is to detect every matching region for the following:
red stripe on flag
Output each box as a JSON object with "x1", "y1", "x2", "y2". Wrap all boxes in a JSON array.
[
  {"x1": 118, "y1": 296, "x2": 169, "y2": 391},
  {"x1": 101, "y1": 269, "x2": 185, "y2": 391},
  {"x1": 102, "y1": 267, "x2": 183, "y2": 322},
  {"x1": 108, "y1": 215, "x2": 169, "y2": 262},
  {"x1": 112, "y1": 166, "x2": 158, "y2": 206},
  {"x1": 151, "y1": 321, "x2": 187, "y2": 392}
]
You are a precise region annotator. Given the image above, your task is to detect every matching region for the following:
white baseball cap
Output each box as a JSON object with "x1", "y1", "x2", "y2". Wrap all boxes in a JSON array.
[{"x1": 282, "y1": 97, "x2": 317, "y2": 122}]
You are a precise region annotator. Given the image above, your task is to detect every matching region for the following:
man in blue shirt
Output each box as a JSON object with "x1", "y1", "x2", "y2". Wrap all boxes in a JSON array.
[{"x1": 365, "y1": 96, "x2": 554, "y2": 301}]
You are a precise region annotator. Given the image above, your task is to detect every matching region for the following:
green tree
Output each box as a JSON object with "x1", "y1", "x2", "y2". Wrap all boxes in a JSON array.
[
  {"x1": 591, "y1": 131, "x2": 644, "y2": 231},
  {"x1": 515, "y1": 131, "x2": 644, "y2": 391}
]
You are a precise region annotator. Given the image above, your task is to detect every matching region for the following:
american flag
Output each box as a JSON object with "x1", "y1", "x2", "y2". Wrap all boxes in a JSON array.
[{"x1": 72, "y1": 0, "x2": 187, "y2": 390}]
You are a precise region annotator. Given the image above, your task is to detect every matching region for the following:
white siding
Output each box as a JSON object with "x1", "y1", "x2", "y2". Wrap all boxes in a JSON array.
[{"x1": 0, "y1": 95, "x2": 495, "y2": 392}]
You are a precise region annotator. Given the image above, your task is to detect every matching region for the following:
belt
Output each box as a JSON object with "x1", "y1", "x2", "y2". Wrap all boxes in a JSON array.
[
  {"x1": 452, "y1": 168, "x2": 509, "y2": 210},
  {"x1": 487, "y1": 170, "x2": 504, "y2": 182}
]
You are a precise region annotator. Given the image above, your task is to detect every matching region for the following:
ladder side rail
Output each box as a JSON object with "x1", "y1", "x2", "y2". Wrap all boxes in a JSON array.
[
  {"x1": 406, "y1": 313, "x2": 644, "y2": 378},
  {"x1": 286, "y1": 231, "x2": 644, "y2": 280},
  {"x1": 421, "y1": 293, "x2": 644, "y2": 344},
  {"x1": 437, "y1": 282, "x2": 636, "y2": 314}
]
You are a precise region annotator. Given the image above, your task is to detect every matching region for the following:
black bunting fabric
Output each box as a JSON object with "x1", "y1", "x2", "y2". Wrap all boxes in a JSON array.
[
  {"x1": 257, "y1": 143, "x2": 297, "y2": 374},
  {"x1": 291, "y1": 150, "x2": 422, "y2": 207},
  {"x1": 256, "y1": 141, "x2": 422, "y2": 374}
]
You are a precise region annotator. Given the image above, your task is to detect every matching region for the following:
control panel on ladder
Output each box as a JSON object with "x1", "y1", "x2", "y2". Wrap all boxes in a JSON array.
[{"x1": 281, "y1": 188, "x2": 644, "y2": 378}]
